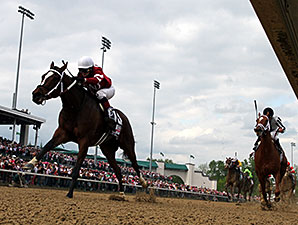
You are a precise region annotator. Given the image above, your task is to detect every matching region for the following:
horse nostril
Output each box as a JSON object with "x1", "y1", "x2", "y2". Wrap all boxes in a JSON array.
[{"x1": 32, "y1": 92, "x2": 43, "y2": 104}]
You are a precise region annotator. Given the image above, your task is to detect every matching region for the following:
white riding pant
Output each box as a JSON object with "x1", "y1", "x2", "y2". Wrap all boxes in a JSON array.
[
  {"x1": 270, "y1": 129, "x2": 279, "y2": 141},
  {"x1": 96, "y1": 86, "x2": 115, "y2": 100}
]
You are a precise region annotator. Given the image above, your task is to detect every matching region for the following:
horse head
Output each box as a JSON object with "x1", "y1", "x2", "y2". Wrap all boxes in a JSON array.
[
  {"x1": 225, "y1": 157, "x2": 233, "y2": 169},
  {"x1": 254, "y1": 115, "x2": 270, "y2": 137},
  {"x1": 32, "y1": 61, "x2": 68, "y2": 105}
]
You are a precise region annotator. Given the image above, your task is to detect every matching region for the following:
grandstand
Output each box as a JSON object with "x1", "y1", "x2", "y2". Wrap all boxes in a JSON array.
[
  {"x1": 0, "y1": 105, "x2": 45, "y2": 147},
  {"x1": 0, "y1": 136, "x2": 228, "y2": 201}
]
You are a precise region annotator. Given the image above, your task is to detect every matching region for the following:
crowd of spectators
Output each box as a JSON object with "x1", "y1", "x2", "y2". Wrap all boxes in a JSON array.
[{"x1": 0, "y1": 136, "x2": 232, "y2": 199}]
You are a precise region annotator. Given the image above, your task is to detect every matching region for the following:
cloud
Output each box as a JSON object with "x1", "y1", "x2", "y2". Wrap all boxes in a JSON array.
[{"x1": 1, "y1": 0, "x2": 298, "y2": 167}]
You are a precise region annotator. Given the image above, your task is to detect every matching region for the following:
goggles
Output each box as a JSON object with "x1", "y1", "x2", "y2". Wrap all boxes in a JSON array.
[{"x1": 79, "y1": 68, "x2": 92, "y2": 74}]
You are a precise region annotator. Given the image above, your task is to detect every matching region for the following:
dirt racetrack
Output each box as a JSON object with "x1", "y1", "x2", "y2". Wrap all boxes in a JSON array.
[{"x1": 0, "y1": 186, "x2": 297, "y2": 225}]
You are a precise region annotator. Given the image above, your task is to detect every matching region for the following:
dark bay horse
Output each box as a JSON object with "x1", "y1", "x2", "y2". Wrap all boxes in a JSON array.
[
  {"x1": 242, "y1": 173, "x2": 254, "y2": 201},
  {"x1": 254, "y1": 114, "x2": 287, "y2": 208},
  {"x1": 24, "y1": 62, "x2": 147, "y2": 198},
  {"x1": 224, "y1": 157, "x2": 243, "y2": 202}
]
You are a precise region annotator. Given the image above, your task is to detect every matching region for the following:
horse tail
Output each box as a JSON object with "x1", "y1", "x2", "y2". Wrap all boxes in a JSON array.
[{"x1": 116, "y1": 109, "x2": 135, "y2": 157}]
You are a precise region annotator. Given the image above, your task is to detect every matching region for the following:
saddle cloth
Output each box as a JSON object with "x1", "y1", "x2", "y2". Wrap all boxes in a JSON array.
[{"x1": 108, "y1": 108, "x2": 122, "y2": 139}]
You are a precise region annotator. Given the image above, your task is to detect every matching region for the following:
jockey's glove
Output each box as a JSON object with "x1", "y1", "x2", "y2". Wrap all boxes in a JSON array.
[{"x1": 74, "y1": 77, "x2": 85, "y2": 83}]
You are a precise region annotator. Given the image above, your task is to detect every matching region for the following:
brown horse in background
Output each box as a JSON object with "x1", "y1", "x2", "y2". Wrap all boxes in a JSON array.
[
  {"x1": 242, "y1": 173, "x2": 254, "y2": 201},
  {"x1": 254, "y1": 114, "x2": 287, "y2": 208},
  {"x1": 224, "y1": 157, "x2": 243, "y2": 202},
  {"x1": 280, "y1": 170, "x2": 296, "y2": 203},
  {"x1": 24, "y1": 62, "x2": 147, "y2": 198}
]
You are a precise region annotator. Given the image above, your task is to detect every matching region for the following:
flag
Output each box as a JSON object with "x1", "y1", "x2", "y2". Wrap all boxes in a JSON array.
[
  {"x1": 190, "y1": 154, "x2": 195, "y2": 159},
  {"x1": 160, "y1": 152, "x2": 164, "y2": 157}
]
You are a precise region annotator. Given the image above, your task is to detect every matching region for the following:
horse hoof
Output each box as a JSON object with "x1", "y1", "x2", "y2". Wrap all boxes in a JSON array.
[
  {"x1": 274, "y1": 196, "x2": 280, "y2": 202},
  {"x1": 261, "y1": 200, "x2": 267, "y2": 206},
  {"x1": 66, "y1": 193, "x2": 73, "y2": 198}
]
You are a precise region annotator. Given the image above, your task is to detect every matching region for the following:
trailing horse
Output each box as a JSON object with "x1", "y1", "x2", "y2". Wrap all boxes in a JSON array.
[
  {"x1": 24, "y1": 62, "x2": 147, "y2": 198},
  {"x1": 241, "y1": 172, "x2": 254, "y2": 201},
  {"x1": 224, "y1": 157, "x2": 243, "y2": 202},
  {"x1": 254, "y1": 114, "x2": 287, "y2": 208},
  {"x1": 280, "y1": 170, "x2": 296, "y2": 203}
]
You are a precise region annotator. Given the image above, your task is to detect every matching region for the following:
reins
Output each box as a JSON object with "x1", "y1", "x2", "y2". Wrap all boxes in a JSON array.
[
  {"x1": 40, "y1": 68, "x2": 77, "y2": 105},
  {"x1": 255, "y1": 115, "x2": 270, "y2": 136}
]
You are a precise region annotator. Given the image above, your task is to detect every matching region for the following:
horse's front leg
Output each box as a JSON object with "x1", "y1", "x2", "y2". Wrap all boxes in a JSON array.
[
  {"x1": 259, "y1": 178, "x2": 270, "y2": 207},
  {"x1": 231, "y1": 184, "x2": 235, "y2": 202},
  {"x1": 23, "y1": 128, "x2": 70, "y2": 170},
  {"x1": 225, "y1": 183, "x2": 231, "y2": 201},
  {"x1": 66, "y1": 141, "x2": 88, "y2": 198}
]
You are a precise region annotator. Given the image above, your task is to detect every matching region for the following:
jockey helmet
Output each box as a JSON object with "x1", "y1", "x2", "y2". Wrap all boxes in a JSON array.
[
  {"x1": 78, "y1": 56, "x2": 94, "y2": 69},
  {"x1": 263, "y1": 107, "x2": 274, "y2": 118}
]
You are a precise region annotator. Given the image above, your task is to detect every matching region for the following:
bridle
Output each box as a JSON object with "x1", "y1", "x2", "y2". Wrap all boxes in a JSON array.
[
  {"x1": 37, "y1": 68, "x2": 76, "y2": 105},
  {"x1": 225, "y1": 158, "x2": 233, "y2": 169},
  {"x1": 254, "y1": 115, "x2": 270, "y2": 137}
]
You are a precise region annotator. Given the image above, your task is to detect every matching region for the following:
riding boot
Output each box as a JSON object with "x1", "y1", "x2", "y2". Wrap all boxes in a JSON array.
[
  {"x1": 274, "y1": 139, "x2": 283, "y2": 154},
  {"x1": 99, "y1": 97, "x2": 116, "y2": 131}
]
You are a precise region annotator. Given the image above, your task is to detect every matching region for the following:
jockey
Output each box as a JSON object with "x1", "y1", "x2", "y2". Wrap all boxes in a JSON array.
[
  {"x1": 243, "y1": 168, "x2": 254, "y2": 185},
  {"x1": 232, "y1": 158, "x2": 242, "y2": 176},
  {"x1": 75, "y1": 56, "x2": 116, "y2": 129},
  {"x1": 253, "y1": 107, "x2": 285, "y2": 153},
  {"x1": 243, "y1": 168, "x2": 253, "y2": 179},
  {"x1": 287, "y1": 162, "x2": 296, "y2": 187}
]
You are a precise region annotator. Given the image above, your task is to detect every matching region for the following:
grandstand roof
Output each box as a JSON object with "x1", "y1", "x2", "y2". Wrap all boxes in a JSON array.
[
  {"x1": 137, "y1": 160, "x2": 158, "y2": 168},
  {"x1": 0, "y1": 105, "x2": 45, "y2": 126},
  {"x1": 53, "y1": 147, "x2": 158, "y2": 168},
  {"x1": 165, "y1": 163, "x2": 188, "y2": 171},
  {"x1": 250, "y1": 0, "x2": 298, "y2": 99}
]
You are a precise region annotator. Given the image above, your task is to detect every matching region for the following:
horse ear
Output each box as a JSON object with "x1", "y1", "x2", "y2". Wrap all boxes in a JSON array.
[
  {"x1": 50, "y1": 61, "x2": 54, "y2": 69},
  {"x1": 61, "y1": 61, "x2": 68, "y2": 71}
]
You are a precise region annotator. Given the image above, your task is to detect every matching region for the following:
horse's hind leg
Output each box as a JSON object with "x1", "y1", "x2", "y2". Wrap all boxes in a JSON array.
[
  {"x1": 101, "y1": 143, "x2": 124, "y2": 192},
  {"x1": 122, "y1": 143, "x2": 147, "y2": 188},
  {"x1": 119, "y1": 126, "x2": 147, "y2": 189}
]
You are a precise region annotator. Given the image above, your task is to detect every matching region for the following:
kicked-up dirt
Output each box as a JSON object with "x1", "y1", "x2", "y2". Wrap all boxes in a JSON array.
[{"x1": 0, "y1": 186, "x2": 297, "y2": 225}]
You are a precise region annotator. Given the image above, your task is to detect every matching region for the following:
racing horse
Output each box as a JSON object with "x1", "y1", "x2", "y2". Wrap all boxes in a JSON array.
[
  {"x1": 280, "y1": 169, "x2": 296, "y2": 203},
  {"x1": 241, "y1": 172, "x2": 254, "y2": 201},
  {"x1": 24, "y1": 61, "x2": 147, "y2": 198},
  {"x1": 254, "y1": 114, "x2": 287, "y2": 208},
  {"x1": 224, "y1": 157, "x2": 243, "y2": 202}
]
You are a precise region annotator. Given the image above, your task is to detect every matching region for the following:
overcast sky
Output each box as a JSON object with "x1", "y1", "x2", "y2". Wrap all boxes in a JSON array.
[{"x1": 0, "y1": 0, "x2": 298, "y2": 167}]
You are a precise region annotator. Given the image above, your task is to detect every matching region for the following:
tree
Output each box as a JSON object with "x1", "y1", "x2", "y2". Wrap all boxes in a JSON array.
[
  {"x1": 171, "y1": 175, "x2": 184, "y2": 184},
  {"x1": 206, "y1": 160, "x2": 226, "y2": 191},
  {"x1": 148, "y1": 158, "x2": 174, "y2": 164},
  {"x1": 198, "y1": 163, "x2": 209, "y2": 175},
  {"x1": 207, "y1": 160, "x2": 226, "y2": 179}
]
